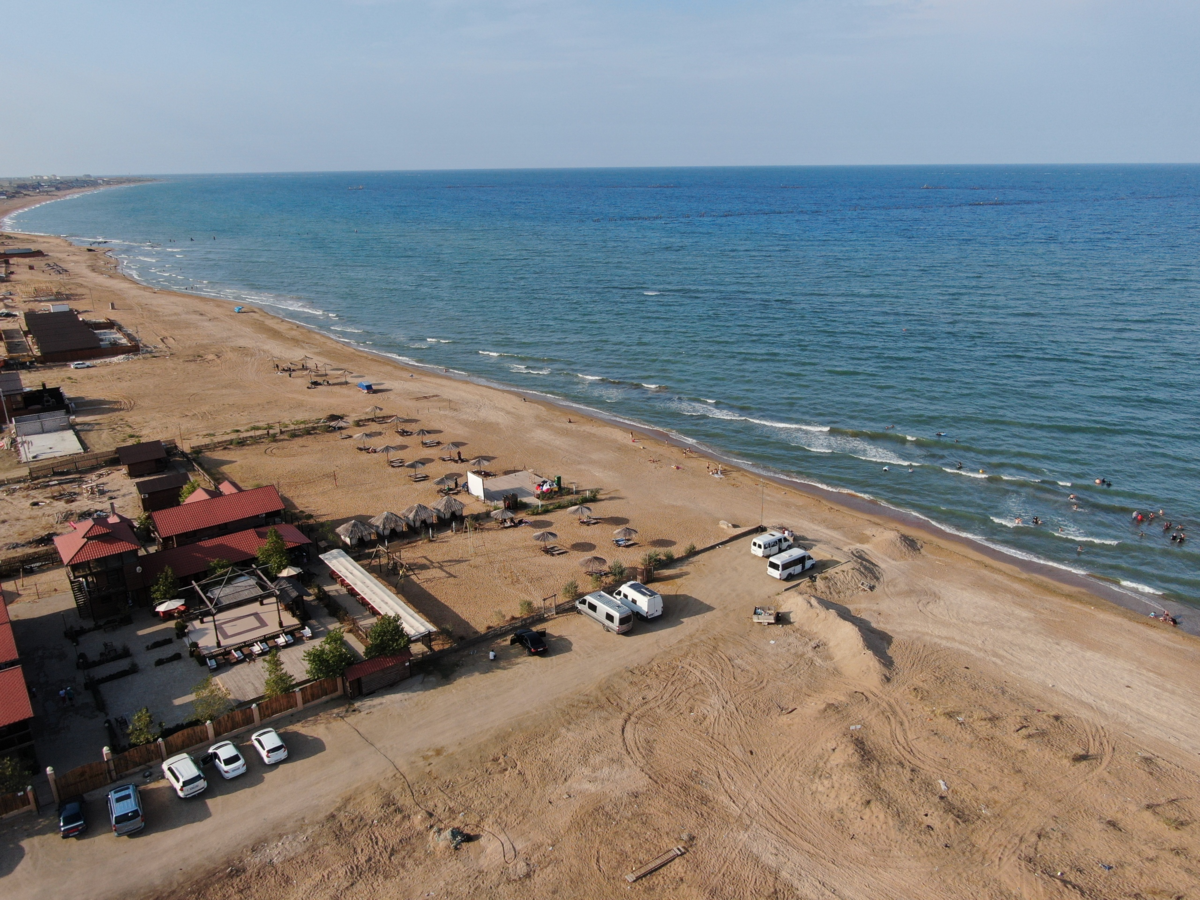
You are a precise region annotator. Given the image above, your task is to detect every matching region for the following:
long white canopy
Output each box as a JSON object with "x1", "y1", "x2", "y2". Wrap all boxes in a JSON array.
[{"x1": 319, "y1": 549, "x2": 435, "y2": 641}]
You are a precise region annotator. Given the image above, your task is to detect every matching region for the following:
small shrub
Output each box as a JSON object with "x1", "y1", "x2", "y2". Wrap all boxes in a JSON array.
[
  {"x1": 192, "y1": 676, "x2": 232, "y2": 722},
  {"x1": 519, "y1": 599, "x2": 534, "y2": 617},
  {"x1": 562, "y1": 579, "x2": 580, "y2": 602},
  {"x1": 684, "y1": 543, "x2": 697, "y2": 557},
  {"x1": 0, "y1": 755, "x2": 29, "y2": 793},
  {"x1": 590, "y1": 573, "x2": 603, "y2": 590},
  {"x1": 640, "y1": 550, "x2": 664, "y2": 571},
  {"x1": 663, "y1": 550, "x2": 675, "y2": 565},
  {"x1": 262, "y1": 650, "x2": 296, "y2": 698},
  {"x1": 609, "y1": 561, "x2": 627, "y2": 582},
  {"x1": 127, "y1": 707, "x2": 159, "y2": 746},
  {"x1": 179, "y1": 479, "x2": 204, "y2": 502}
]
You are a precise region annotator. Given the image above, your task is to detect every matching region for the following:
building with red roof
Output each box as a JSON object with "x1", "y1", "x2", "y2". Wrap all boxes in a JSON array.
[
  {"x1": 0, "y1": 601, "x2": 35, "y2": 766},
  {"x1": 53, "y1": 512, "x2": 143, "y2": 620},
  {"x1": 151, "y1": 484, "x2": 285, "y2": 548},
  {"x1": 124, "y1": 524, "x2": 311, "y2": 600}
]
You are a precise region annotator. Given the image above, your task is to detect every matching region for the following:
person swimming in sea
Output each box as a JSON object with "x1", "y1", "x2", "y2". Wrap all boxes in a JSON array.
[{"x1": 956, "y1": 461, "x2": 963, "y2": 470}]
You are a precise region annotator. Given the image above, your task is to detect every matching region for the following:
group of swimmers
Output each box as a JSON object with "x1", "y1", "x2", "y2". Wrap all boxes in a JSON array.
[{"x1": 1132, "y1": 509, "x2": 1188, "y2": 544}]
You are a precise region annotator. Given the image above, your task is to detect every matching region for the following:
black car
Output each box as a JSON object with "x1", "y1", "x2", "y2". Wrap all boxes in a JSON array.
[
  {"x1": 59, "y1": 797, "x2": 87, "y2": 839},
  {"x1": 509, "y1": 628, "x2": 547, "y2": 655}
]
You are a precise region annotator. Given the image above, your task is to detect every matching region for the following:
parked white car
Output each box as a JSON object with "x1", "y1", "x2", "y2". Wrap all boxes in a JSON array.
[
  {"x1": 70, "y1": 361, "x2": 94, "y2": 369},
  {"x1": 251, "y1": 728, "x2": 288, "y2": 765},
  {"x1": 162, "y1": 753, "x2": 207, "y2": 798},
  {"x1": 207, "y1": 741, "x2": 247, "y2": 779}
]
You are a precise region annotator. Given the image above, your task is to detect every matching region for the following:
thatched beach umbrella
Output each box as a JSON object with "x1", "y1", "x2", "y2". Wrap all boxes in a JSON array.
[
  {"x1": 376, "y1": 444, "x2": 404, "y2": 459},
  {"x1": 434, "y1": 473, "x2": 461, "y2": 487},
  {"x1": 336, "y1": 519, "x2": 377, "y2": 546},
  {"x1": 406, "y1": 459, "x2": 426, "y2": 472},
  {"x1": 490, "y1": 508, "x2": 515, "y2": 521},
  {"x1": 446, "y1": 441, "x2": 466, "y2": 450},
  {"x1": 568, "y1": 504, "x2": 593, "y2": 518},
  {"x1": 468, "y1": 456, "x2": 490, "y2": 470},
  {"x1": 579, "y1": 556, "x2": 608, "y2": 574},
  {"x1": 365, "y1": 404, "x2": 383, "y2": 418},
  {"x1": 532, "y1": 531, "x2": 557, "y2": 544},
  {"x1": 369, "y1": 511, "x2": 407, "y2": 537},
  {"x1": 613, "y1": 526, "x2": 638, "y2": 540},
  {"x1": 432, "y1": 495, "x2": 464, "y2": 520},
  {"x1": 415, "y1": 428, "x2": 433, "y2": 437},
  {"x1": 352, "y1": 432, "x2": 371, "y2": 442},
  {"x1": 402, "y1": 503, "x2": 437, "y2": 528}
]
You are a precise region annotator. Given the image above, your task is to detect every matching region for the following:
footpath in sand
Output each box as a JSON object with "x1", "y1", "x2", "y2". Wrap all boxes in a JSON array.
[{"x1": 1, "y1": 220, "x2": 1199, "y2": 899}]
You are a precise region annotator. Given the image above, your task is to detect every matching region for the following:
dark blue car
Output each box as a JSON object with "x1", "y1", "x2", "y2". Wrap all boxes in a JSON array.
[{"x1": 59, "y1": 797, "x2": 86, "y2": 839}]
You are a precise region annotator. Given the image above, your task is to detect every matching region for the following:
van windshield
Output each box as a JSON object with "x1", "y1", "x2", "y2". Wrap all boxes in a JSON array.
[
  {"x1": 619, "y1": 614, "x2": 631, "y2": 624},
  {"x1": 768, "y1": 561, "x2": 779, "y2": 570}
]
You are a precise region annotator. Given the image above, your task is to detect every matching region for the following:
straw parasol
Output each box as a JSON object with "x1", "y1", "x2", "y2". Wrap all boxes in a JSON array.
[
  {"x1": 579, "y1": 555, "x2": 608, "y2": 574},
  {"x1": 352, "y1": 432, "x2": 371, "y2": 442},
  {"x1": 432, "y1": 495, "x2": 464, "y2": 519},
  {"x1": 407, "y1": 459, "x2": 426, "y2": 472},
  {"x1": 415, "y1": 428, "x2": 433, "y2": 437},
  {"x1": 468, "y1": 456, "x2": 490, "y2": 470},
  {"x1": 532, "y1": 531, "x2": 557, "y2": 544},
  {"x1": 375, "y1": 444, "x2": 404, "y2": 459},
  {"x1": 277, "y1": 565, "x2": 303, "y2": 578},
  {"x1": 365, "y1": 404, "x2": 383, "y2": 418},
  {"x1": 568, "y1": 504, "x2": 593, "y2": 518},
  {"x1": 446, "y1": 441, "x2": 466, "y2": 450},
  {"x1": 613, "y1": 526, "x2": 638, "y2": 540},
  {"x1": 490, "y1": 508, "x2": 515, "y2": 521},
  {"x1": 369, "y1": 510, "x2": 407, "y2": 537},
  {"x1": 433, "y1": 473, "x2": 461, "y2": 487},
  {"x1": 402, "y1": 503, "x2": 437, "y2": 527},
  {"x1": 336, "y1": 519, "x2": 377, "y2": 546}
]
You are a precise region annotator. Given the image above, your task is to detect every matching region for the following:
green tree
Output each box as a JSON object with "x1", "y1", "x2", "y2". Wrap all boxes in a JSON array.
[
  {"x1": 0, "y1": 755, "x2": 29, "y2": 793},
  {"x1": 127, "y1": 707, "x2": 159, "y2": 746},
  {"x1": 561, "y1": 579, "x2": 580, "y2": 602},
  {"x1": 262, "y1": 649, "x2": 296, "y2": 698},
  {"x1": 303, "y1": 628, "x2": 356, "y2": 680},
  {"x1": 363, "y1": 614, "x2": 410, "y2": 659},
  {"x1": 609, "y1": 561, "x2": 627, "y2": 583},
  {"x1": 207, "y1": 557, "x2": 233, "y2": 577},
  {"x1": 179, "y1": 479, "x2": 204, "y2": 503},
  {"x1": 191, "y1": 676, "x2": 233, "y2": 722},
  {"x1": 150, "y1": 566, "x2": 177, "y2": 604},
  {"x1": 255, "y1": 526, "x2": 291, "y2": 577}
]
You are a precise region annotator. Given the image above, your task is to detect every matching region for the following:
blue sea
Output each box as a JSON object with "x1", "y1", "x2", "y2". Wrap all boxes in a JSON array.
[{"x1": 8, "y1": 167, "x2": 1200, "y2": 606}]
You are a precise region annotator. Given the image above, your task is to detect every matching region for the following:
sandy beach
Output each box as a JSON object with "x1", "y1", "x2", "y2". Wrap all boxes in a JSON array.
[{"x1": 3, "y1": 191, "x2": 1200, "y2": 900}]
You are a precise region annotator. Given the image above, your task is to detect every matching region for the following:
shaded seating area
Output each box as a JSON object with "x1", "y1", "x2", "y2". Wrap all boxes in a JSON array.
[{"x1": 320, "y1": 549, "x2": 436, "y2": 649}]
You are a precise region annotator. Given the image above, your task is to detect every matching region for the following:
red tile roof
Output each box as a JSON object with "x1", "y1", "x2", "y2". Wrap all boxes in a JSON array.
[
  {"x1": 152, "y1": 485, "x2": 284, "y2": 539},
  {"x1": 218, "y1": 480, "x2": 243, "y2": 494},
  {"x1": 0, "y1": 665, "x2": 34, "y2": 729},
  {"x1": 0, "y1": 621, "x2": 17, "y2": 666},
  {"x1": 128, "y1": 523, "x2": 310, "y2": 584},
  {"x1": 53, "y1": 514, "x2": 141, "y2": 566},
  {"x1": 345, "y1": 651, "x2": 412, "y2": 682},
  {"x1": 184, "y1": 487, "x2": 220, "y2": 503}
]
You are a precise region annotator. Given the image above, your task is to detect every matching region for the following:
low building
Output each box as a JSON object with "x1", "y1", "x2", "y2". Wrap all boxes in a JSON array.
[
  {"x1": 53, "y1": 511, "x2": 143, "y2": 620},
  {"x1": 124, "y1": 523, "x2": 311, "y2": 600},
  {"x1": 344, "y1": 652, "x2": 412, "y2": 698},
  {"x1": 22, "y1": 310, "x2": 136, "y2": 364},
  {"x1": 0, "y1": 600, "x2": 35, "y2": 767},
  {"x1": 151, "y1": 485, "x2": 286, "y2": 548},
  {"x1": 133, "y1": 470, "x2": 192, "y2": 512},
  {"x1": 116, "y1": 440, "x2": 168, "y2": 478}
]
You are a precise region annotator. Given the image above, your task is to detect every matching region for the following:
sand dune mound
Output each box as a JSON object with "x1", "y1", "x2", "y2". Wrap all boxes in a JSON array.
[
  {"x1": 816, "y1": 549, "x2": 882, "y2": 602},
  {"x1": 868, "y1": 529, "x2": 923, "y2": 560},
  {"x1": 779, "y1": 593, "x2": 890, "y2": 687}
]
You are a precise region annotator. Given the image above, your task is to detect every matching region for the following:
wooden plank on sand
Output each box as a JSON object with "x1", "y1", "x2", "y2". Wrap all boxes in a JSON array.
[{"x1": 625, "y1": 846, "x2": 687, "y2": 883}]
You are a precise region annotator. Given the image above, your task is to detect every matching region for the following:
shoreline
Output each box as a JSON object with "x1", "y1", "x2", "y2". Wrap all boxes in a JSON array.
[{"x1": 2, "y1": 188, "x2": 1192, "y2": 634}]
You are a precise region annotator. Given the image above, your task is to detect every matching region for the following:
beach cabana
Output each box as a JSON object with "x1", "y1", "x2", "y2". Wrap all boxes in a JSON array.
[
  {"x1": 336, "y1": 519, "x2": 377, "y2": 546},
  {"x1": 402, "y1": 503, "x2": 437, "y2": 528},
  {"x1": 432, "y1": 495, "x2": 464, "y2": 521},
  {"x1": 369, "y1": 511, "x2": 407, "y2": 538}
]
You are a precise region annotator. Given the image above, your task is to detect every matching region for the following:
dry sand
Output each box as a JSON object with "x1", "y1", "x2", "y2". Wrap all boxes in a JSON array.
[{"x1": 3, "y1": 201, "x2": 1200, "y2": 899}]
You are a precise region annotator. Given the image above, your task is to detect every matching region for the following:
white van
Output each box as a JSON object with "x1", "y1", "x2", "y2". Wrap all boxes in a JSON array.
[
  {"x1": 612, "y1": 581, "x2": 663, "y2": 620},
  {"x1": 751, "y1": 531, "x2": 793, "y2": 558},
  {"x1": 576, "y1": 591, "x2": 634, "y2": 633},
  {"x1": 766, "y1": 548, "x2": 815, "y2": 580}
]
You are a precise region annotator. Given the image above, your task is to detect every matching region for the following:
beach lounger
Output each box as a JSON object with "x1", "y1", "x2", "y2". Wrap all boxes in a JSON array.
[
  {"x1": 275, "y1": 634, "x2": 288, "y2": 647},
  {"x1": 207, "y1": 657, "x2": 218, "y2": 672},
  {"x1": 422, "y1": 439, "x2": 442, "y2": 447},
  {"x1": 613, "y1": 538, "x2": 634, "y2": 547},
  {"x1": 411, "y1": 473, "x2": 429, "y2": 482},
  {"x1": 284, "y1": 632, "x2": 295, "y2": 645},
  {"x1": 388, "y1": 459, "x2": 406, "y2": 468},
  {"x1": 300, "y1": 626, "x2": 313, "y2": 640}
]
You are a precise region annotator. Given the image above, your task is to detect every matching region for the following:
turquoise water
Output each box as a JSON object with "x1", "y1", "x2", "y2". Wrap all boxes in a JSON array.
[{"x1": 9, "y1": 167, "x2": 1200, "y2": 605}]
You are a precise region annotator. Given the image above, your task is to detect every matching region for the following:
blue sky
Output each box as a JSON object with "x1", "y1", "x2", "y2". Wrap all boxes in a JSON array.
[{"x1": 3, "y1": 0, "x2": 1197, "y2": 173}]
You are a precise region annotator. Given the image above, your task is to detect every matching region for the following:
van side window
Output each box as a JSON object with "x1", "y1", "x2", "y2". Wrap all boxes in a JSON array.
[
  {"x1": 587, "y1": 602, "x2": 596, "y2": 612},
  {"x1": 605, "y1": 613, "x2": 614, "y2": 623}
]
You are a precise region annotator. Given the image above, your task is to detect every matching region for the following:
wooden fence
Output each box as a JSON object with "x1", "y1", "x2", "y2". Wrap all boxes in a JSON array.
[
  {"x1": 53, "y1": 760, "x2": 111, "y2": 799},
  {"x1": 212, "y1": 707, "x2": 255, "y2": 738},
  {"x1": 0, "y1": 788, "x2": 34, "y2": 818},
  {"x1": 163, "y1": 724, "x2": 209, "y2": 757},
  {"x1": 0, "y1": 547, "x2": 59, "y2": 577},
  {"x1": 257, "y1": 693, "x2": 296, "y2": 720},
  {"x1": 187, "y1": 422, "x2": 326, "y2": 454},
  {"x1": 110, "y1": 741, "x2": 161, "y2": 777},
  {"x1": 300, "y1": 677, "x2": 339, "y2": 706}
]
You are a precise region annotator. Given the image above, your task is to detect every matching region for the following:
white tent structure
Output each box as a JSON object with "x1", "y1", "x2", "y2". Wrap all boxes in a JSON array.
[{"x1": 320, "y1": 549, "x2": 436, "y2": 646}]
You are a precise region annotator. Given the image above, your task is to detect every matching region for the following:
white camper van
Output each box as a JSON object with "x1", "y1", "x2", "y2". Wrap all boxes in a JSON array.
[
  {"x1": 751, "y1": 531, "x2": 793, "y2": 558},
  {"x1": 576, "y1": 591, "x2": 634, "y2": 633},
  {"x1": 766, "y1": 548, "x2": 815, "y2": 580},
  {"x1": 612, "y1": 581, "x2": 663, "y2": 620}
]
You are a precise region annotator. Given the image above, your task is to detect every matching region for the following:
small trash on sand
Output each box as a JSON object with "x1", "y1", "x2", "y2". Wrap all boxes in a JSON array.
[
  {"x1": 849, "y1": 725, "x2": 862, "y2": 731},
  {"x1": 938, "y1": 780, "x2": 949, "y2": 792}
]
